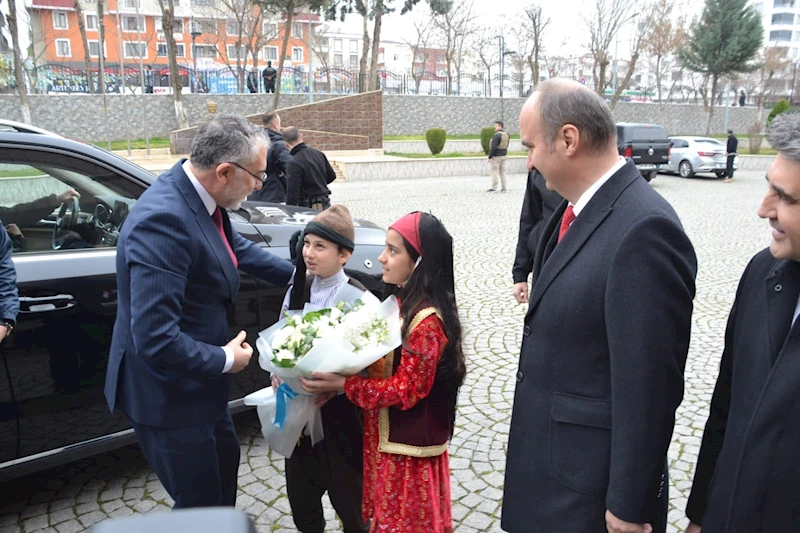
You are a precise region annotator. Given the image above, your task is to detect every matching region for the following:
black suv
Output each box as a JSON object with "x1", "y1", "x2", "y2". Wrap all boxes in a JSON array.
[
  {"x1": 616, "y1": 122, "x2": 671, "y2": 182},
  {"x1": 0, "y1": 131, "x2": 385, "y2": 481}
]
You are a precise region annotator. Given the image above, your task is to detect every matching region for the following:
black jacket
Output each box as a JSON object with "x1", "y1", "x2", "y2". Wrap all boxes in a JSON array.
[
  {"x1": 512, "y1": 170, "x2": 564, "y2": 283},
  {"x1": 489, "y1": 129, "x2": 509, "y2": 158},
  {"x1": 502, "y1": 161, "x2": 697, "y2": 532},
  {"x1": 726, "y1": 134, "x2": 738, "y2": 154},
  {"x1": 286, "y1": 143, "x2": 336, "y2": 207},
  {"x1": 687, "y1": 251, "x2": 800, "y2": 532},
  {"x1": 262, "y1": 67, "x2": 277, "y2": 85},
  {"x1": 0, "y1": 220, "x2": 18, "y2": 325},
  {"x1": 249, "y1": 128, "x2": 292, "y2": 203}
]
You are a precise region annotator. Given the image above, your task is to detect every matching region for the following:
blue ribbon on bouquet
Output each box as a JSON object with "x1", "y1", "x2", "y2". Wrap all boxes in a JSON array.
[{"x1": 274, "y1": 382, "x2": 298, "y2": 430}]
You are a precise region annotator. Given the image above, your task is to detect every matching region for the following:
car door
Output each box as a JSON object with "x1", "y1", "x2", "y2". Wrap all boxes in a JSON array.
[{"x1": 1, "y1": 146, "x2": 145, "y2": 461}]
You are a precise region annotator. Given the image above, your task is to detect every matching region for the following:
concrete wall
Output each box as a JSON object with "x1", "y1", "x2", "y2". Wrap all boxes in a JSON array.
[
  {"x1": 384, "y1": 139, "x2": 525, "y2": 154},
  {"x1": 342, "y1": 156, "x2": 528, "y2": 182},
  {"x1": 0, "y1": 92, "x2": 761, "y2": 142}
]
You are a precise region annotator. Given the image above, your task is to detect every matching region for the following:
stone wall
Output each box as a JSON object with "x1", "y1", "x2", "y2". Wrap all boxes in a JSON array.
[
  {"x1": 384, "y1": 139, "x2": 525, "y2": 154},
  {"x1": 0, "y1": 91, "x2": 762, "y2": 142},
  {"x1": 170, "y1": 91, "x2": 382, "y2": 154},
  {"x1": 342, "y1": 156, "x2": 528, "y2": 182}
]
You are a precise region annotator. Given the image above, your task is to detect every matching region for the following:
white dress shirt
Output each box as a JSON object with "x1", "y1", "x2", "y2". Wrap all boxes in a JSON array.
[{"x1": 571, "y1": 156, "x2": 627, "y2": 217}]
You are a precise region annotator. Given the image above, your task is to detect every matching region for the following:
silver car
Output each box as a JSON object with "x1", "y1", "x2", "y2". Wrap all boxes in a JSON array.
[{"x1": 663, "y1": 136, "x2": 739, "y2": 178}]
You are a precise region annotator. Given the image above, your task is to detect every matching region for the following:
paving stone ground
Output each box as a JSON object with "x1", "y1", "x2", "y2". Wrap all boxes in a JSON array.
[{"x1": 0, "y1": 169, "x2": 772, "y2": 532}]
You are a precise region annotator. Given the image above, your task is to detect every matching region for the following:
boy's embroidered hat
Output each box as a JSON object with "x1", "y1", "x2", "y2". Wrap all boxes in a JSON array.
[
  {"x1": 389, "y1": 212, "x2": 423, "y2": 257},
  {"x1": 304, "y1": 204, "x2": 355, "y2": 251}
]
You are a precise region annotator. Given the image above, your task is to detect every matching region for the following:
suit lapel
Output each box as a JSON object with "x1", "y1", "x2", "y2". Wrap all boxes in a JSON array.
[
  {"x1": 764, "y1": 261, "x2": 800, "y2": 363},
  {"x1": 171, "y1": 161, "x2": 239, "y2": 301},
  {"x1": 525, "y1": 163, "x2": 639, "y2": 323}
]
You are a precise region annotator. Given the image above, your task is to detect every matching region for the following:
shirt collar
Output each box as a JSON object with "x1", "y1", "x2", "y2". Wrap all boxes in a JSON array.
[
  {"x1": 183, "y1": 160, "x2": 217, "y2": 216},
  {"x1": 314, "y1": 268, "x2": 348, "y2": 289},
  {"x1": 571, "y1": 157, "x2": 627, "y2": 217}
]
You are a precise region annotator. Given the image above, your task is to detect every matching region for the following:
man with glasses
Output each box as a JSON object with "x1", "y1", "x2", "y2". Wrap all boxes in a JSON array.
[{"x1": 105, "y1": 115, "x2": 294, "y2": 509}]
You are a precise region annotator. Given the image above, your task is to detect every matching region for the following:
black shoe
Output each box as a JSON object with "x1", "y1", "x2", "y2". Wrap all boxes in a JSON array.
[
  {"x1": 486, "y1": 188, "x2": 496, "y2": 192},
  {"x1": 500, "y1": 189, "x2": 507, "y2": 192}
]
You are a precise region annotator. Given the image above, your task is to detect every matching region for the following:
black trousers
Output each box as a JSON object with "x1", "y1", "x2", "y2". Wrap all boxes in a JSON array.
[
  {"x1": 726, "y1": 154, "x2": 736, "y2": 178},
  {"x1": 285, "y1": 395, "x2": 367, "y2": 533},
  {"x1": 131, "y1": 409, "x2": 240, "y2": 509}
]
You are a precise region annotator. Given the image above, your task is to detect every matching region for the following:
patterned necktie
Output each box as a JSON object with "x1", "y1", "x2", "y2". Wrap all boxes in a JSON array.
[
  {"x1": 211, "y1": 207, "x2": 238, "y2": 269},
  {"x1": 558, "y1": 205, "x2": 576, "y2": 242}
]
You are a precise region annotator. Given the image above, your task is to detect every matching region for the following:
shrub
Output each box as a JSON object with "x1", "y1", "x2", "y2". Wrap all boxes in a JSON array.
[
  {"x1": 768, "y1": 99, "x2": 791, "y2": 125},
  {"x1": 426, "y1": 128, "x2": 447, "y2": 155},
  {"x1": 480, "y1": 126, "x2": 495, "y2": 155}
]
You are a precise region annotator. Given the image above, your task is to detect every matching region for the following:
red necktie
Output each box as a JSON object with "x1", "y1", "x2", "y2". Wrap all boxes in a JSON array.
[
  {"x1": 211, "y1": 207, "x2": 238, "y2": 269},
  {"x1": 558, "y1": 205, "x2": 576, "y2": 242}
]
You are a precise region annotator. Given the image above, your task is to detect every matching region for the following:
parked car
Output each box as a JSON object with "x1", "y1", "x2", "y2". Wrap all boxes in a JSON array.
[
  {"x1": 616, "y1": 122, "x2": 671, "y2": 182},
  {"x1": 0, "y1": 131, "x2": 385, "y2": 482},
  {"x1": 663, "y1": 136, "x2": 739, "y2": 178}
]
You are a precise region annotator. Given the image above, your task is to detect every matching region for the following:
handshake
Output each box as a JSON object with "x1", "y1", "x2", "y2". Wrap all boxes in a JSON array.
[{"x1": 225, "y1": 330, "x2": 253, "y2": 373}]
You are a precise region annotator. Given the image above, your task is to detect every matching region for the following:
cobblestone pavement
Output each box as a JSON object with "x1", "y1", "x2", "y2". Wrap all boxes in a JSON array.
[{"x1": 0, "y1": 169, "x2": 772, "y2": 533}]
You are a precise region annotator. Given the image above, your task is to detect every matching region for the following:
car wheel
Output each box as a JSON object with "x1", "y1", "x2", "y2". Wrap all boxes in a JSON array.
[
  {"x1": 642, "y1": 171, "x2": 657, "y2": 182},
  {"x1": 679, "y1": 160, "x2": 694, "y2": 178},
  {"x1": 715, "y1": 170, "x2": 727, "y2": 179}
]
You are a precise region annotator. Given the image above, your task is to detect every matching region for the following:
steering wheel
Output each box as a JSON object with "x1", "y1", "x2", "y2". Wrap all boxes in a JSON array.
[{"x1": 52, "y1": 195, "x2": 81, "y2": 250}]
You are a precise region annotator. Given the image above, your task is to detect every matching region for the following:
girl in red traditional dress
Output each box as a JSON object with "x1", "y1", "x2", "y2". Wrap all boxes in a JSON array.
[{"x1": 301, "y1": 211, "x2": 466, "y2": 533}]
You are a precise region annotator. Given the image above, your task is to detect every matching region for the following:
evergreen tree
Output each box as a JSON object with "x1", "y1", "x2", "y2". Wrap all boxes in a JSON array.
[{"x1": 679, "y1": 0, "x2": 762, "y2": 134}]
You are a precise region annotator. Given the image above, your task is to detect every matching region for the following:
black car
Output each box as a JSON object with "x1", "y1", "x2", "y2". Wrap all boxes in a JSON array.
[
  {"x1": 0, "y1": 131, "x2": 385, "y2": 482},
  {"x1": 616, "y1": 122, "x2": 671, "y2": 182}
]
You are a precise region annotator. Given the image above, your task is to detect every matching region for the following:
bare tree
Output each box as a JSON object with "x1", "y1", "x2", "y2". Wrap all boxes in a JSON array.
[
  {"x1": 583, "y1": 0, "x2": 634, "y2": 97},
  {"x1": 524, "y1": 3, "x2": 549, "y2": 88},
  {"x1": 157, "y1": 0, "x2": 188, "y2": 128},
  {"x1": 755, "y1": 47, "x2": 791, "y2": 123},
  {"x1": 310, "y1": 23, "x2": 332, "y2": 90},
  {"x1": 74, "y1": 0, "x2": 95, "y2": 93},
  {"x1": 97, "y1": 0, "x2": 107, "y2": 94},
  {"x1": 7, "y1": 0, "x2": 30, "y2": 122},
  {"x1": 643, "y1": 10, "x2": 687, "y2": 104},
  {"x1": 472, "y1": 26, "x2": 498, "y2": 96},
  {"x1": 508, "y1": 18, "x2": 533, "y2": 96},
  {"x1": 404, "y1": 6, "x2": 435, "y2": 92},
  {"x1": 609, "y1": 7, "x2": 654, "y2": 108},
  {"x1": 432, "y1": 0, "x2": 476, "y2": 95}
]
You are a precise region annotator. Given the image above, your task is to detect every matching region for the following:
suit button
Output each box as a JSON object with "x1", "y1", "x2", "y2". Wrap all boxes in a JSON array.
[
  {"x1": 516, "y1": 371, "x2": 524, "y2": 382},
  {"x1": 775, "y1": 284, "x2": 783, "y2": 292},
  {"x1": 523, "y1": 326, "x2": 531, "y2": 336}
]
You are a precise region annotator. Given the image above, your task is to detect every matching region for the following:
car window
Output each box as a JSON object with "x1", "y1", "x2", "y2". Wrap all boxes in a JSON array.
[
  {"x1": 631, "y1": 127, "x2": 668, "y2": 141},
  {"x1": 695, "y1": 139, "x2": 723, "y2": 145},
  {"x1": 0, "y1": 149, "x2": 142, "y2": 254}
]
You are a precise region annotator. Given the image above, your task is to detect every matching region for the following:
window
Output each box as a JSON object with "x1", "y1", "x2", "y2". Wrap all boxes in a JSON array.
[
  {"x1": 122, "y1": 16, "x2": 145, "y2": 32},
  {"x1": 123, "y1": 41, "x2": 147, "y2": 59},
  {"x1": 227, "y1": 44, "x2": 245, "y2": 60},
  {"x1": 292, "y1": 22, "x2": 303, "y2": 37},
  {"x1": 319, "y1": 37, "x2": 329, "y2": 49},
  {"x1": 333, "y1": 53, "x2": 343, "y2": 66},
  {"x1": 55, "y1": 39, "x2": 71, "y2": 57},
  {"x1": 349, "y1": 54, "x2": 358, "y2": 66},
  {"x1": 773, "y1": 13, "x2": 795, "y2": 24},
  {"x1": 194, "y1": 44, "x2": 216, "y2": 58},
  {"x1": 85, "y1": 14, "x2": 97, "y2": 31},
  {"x1": 263, "y1": 46, "x2": 278, "y2": 60},
  {"x1": 191, "y1": 0, "x2": 215, "y2": 7},
  {"x1": 88, "y1": 40, "x2": 104, "y2": 57},
  {"x1": 770, "y1": 29, "x2": 793, "y2": 41},
  {"x1": 334, "y1": 38, "x2": 342, "y2": 51},
  {"x1": 774, "y1": 0, "x2": 795, "y2": 7},
  {"x1": 196, "y1": 20, "x2": 217, "y2": 33},
  {"x1": 393, "y1": 54, "x2": 399, "y2": 61},
  {"x1": 123, "y1": 0, "x2": 140, "y2": 8},
  {"x1": 671, "y1": 70, "x2": 682, "y2": 82},
  {"x1": 157, "y1": 43, "x2": 185, "y2": 57},
  {"x1": 292, "y1": 47, "x2": 303, "y2": 62},
  {"x1": 263, "y1": 22, "x2": 277, "y2": 38},
  {"x1": 350, "y1": 40, "x2": 358, "y2": 53},
  {"x1": 156, "y1": 18, "x2": 183, "y2": 33},
  {"x1": 227, "y1": 18, "x2": 240, "y2": 35},
  {"x1": 53, "y1": 12, "x2": 68, "y2": 30}
]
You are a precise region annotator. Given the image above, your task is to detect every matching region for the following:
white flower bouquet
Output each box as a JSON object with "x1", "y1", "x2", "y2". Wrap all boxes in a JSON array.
[{"x1": 244, "y1": 283, "x2": 401, "y2": 458}]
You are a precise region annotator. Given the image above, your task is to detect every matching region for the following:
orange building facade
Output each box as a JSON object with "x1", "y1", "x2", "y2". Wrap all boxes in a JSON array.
[{"x1": 28, "y1": 0, "x2": 319, "y2": 73}]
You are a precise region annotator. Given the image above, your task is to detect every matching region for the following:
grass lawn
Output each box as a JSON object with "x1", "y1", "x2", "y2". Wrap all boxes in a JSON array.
[
  {"x1": 0, "y1": 169, "x2": 48, "y2": 178},
  {"x1": 386, "y1": 151, "x2": 528, "y2": 158},
  {"x1": 384, "y1": 134, "x2": 521, "y2": 141},
  {"x1": 92, "y1": 137, "x2": 171, "y2": 150}
]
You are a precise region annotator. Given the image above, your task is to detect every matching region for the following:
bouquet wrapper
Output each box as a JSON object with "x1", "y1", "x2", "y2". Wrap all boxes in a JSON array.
[{"x1": 251, "y1": 287, "x2": 401, "y2": 455}]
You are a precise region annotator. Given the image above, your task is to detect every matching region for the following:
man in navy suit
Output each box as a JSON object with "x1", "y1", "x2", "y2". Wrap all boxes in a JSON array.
[
  {"x1": 105, "y1": 115, "x2": 294, "y2": 508},
  {"x1": 501, "y1": 79, "x2": 697, "y2": 533}
]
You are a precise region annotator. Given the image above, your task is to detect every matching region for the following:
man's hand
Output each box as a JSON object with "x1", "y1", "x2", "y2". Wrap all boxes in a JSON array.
[
  {"x1": 605, "y1": 510, "x2": 652, "y2": 533},
  {"x1": 5, "y1": 224, "x2": 21, "y2": 237},
  {"x1": 56, "y1": 188, "x2": 81, "y2": 204},
  {"x1": 513, "y1": 281, "x2": 529, "y2": 304},
  {"x1": 226, "y1": 330, "x2": 252, "y2": 373},
  {"x1": 685, "y1": 522, "x2": 701, "y2": 533},
  {"x1": 0, "y1": 325, "x2": 8, "y2": 344}
]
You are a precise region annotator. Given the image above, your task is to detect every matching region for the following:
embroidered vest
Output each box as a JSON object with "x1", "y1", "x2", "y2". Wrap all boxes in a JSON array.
[{"x1": 373, "y1": 302, "x2": 453, "y2": 458}]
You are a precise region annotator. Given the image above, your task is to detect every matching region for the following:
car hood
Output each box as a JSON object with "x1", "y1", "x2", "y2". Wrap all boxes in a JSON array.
[{"x1": 233, "y1": 201, "x2": 387, "y2": 247}]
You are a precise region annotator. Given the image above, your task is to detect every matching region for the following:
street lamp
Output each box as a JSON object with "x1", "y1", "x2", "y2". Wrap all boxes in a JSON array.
[
  {"x1": 791, "y1": 62, "x2": 798, "y2": 106},
  {"x1": 612, "y1": 12, "x2": 639, "y2": 98},
  {"x1": 190, "y1": 18, "x2": 202, "y2": 93},
  {"x1": 497, "y1": 36, "x2": 516, "y2": 98}
]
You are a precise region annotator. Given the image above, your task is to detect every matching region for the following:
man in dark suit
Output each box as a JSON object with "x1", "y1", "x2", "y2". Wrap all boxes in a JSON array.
[
  {"x1": 105, "y1": 115, "x2": 294, "y2": 509},
  {"x1": 248, "y1": 111, "x2": 292, "y2": 204},
  {"x1": 283, "y1": 127, "x2": 336, "y2": 211},
  {"x1": 723, "y1": 130, "x2": 738, "y2": 183},
  {"x1": 512, "y1": 169, "x2": 563, "y2": 304},
  {"x1": 684, "y1": 113, "x2": 800, "y2": 533},
  {"x1": 501, "y1": 79, "x2": 697, "y2": 533}
]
